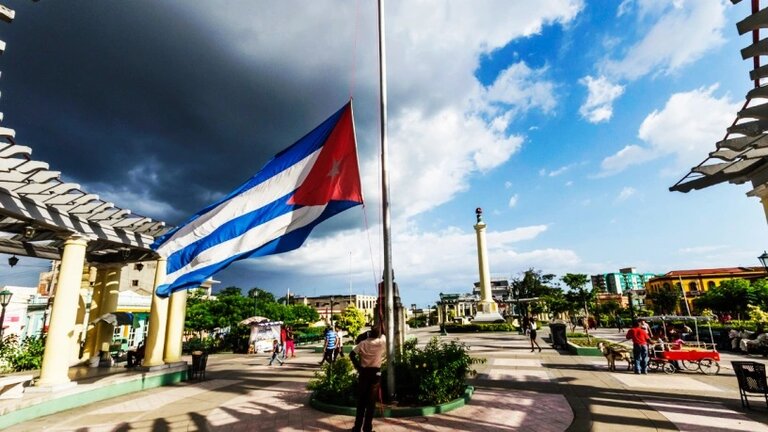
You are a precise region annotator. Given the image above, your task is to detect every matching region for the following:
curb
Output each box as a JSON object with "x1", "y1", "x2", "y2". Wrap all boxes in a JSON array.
[{"x1": 309, "y1": 385, "x2": 474, "y2": 418}]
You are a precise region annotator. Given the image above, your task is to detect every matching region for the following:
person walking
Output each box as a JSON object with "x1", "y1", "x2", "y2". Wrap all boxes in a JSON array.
[
  {"x1": 284, "y1": 326, "x2": 296, "y2": 358},
  {"x1": 614, "y1": 314, "x2": 623, "y2": 333},
  {"x1": 319, "y1": 326, "x2": 338, "y2": 365},
  {"x1": 528, "y1": 315, "x2": 542, "y2": 352},
  {"x1": 268, "y1": 339, "x2": 284, "y2": 366},
  {"x1": 280, "y1": 326, "x2": 288, "y2": 360},
  {"x1": 349, "y1": 328, "x2": 386, "y2": 432},
  {"x1": 626, "y1": 320, "x2": 651, "y2": 374},
  {"x1": 334, "y1": 325, "x2": 345, "y2": 359}
]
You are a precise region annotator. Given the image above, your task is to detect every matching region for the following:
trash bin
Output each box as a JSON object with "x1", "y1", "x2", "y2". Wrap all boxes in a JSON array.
[
  {"x1": 189, "y1": 350, "x2": 208, "y2": 380},
  {"x1": 549, "y1": 323, "x2": 567, "y2": 350}
]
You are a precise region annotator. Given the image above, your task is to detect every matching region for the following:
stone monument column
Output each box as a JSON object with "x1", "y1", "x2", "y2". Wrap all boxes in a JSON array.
[{"x1": 473, "y1": 208, "x2": 503, "y2": 322}]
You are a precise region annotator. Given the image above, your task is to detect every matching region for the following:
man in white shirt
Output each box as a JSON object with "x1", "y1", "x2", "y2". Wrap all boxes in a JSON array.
[{"x1": 350, "y1": 328, "x2": 386, "y2": 432}]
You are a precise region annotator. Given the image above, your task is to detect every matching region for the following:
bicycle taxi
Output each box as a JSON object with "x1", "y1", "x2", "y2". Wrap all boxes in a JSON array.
[{"x1": 640, "y1": 315, "x2": 721, "y2": 375}]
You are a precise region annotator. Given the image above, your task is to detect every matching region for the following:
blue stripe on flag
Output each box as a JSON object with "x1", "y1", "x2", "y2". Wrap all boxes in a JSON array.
[
  {"x1": 164, "y1": 190, "x2": 297, "y2": 275},
  {"x1": 155, "y1": 199, "x2": 361, "y2": 297}
]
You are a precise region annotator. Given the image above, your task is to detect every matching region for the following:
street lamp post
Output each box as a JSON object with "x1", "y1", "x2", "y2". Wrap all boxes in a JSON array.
[
  {"x1": 0, "y1": 289, "x2": 13, "y2": 339},
  {"x1": 759, "y1": 251, "x2": 768, "y2": 274}
]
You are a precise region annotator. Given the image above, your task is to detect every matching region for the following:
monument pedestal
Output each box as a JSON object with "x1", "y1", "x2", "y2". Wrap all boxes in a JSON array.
[{"x1": 473, "y1": 300, "x2": 504, "y2": 323}]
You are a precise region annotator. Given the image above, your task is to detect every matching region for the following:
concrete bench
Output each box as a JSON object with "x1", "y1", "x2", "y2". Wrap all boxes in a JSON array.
[{"x1": 0, "y1": 374, "x2": 33, "y2": 399}]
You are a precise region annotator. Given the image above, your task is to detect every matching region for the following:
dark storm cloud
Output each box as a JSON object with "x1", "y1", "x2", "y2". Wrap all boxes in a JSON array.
[{"x1": 1, "y1": 1, "x2": 359, "y2": 225}]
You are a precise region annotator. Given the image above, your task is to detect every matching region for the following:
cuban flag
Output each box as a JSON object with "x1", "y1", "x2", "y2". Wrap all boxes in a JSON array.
[{"x1": 151, "y1": 102, "x2": 363, "y2": 297}]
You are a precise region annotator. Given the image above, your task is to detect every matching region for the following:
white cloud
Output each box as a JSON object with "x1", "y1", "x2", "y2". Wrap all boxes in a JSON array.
[
  {"x1": 255, "y1": 222, "x2": 567, "y2": 289},
  {"x1": 599, "y1": 144, "x2": 658, "y2": 177},
  {"x1": 604, "y1": 0, "x2": 726, "y2": 80},
  {"x1": 175, "y1": 0, "x2": 586, "y2": 298},
  {"x1": 504, "y1": 181, "x2": 513, "y2": 189},
  {"x1": 543, "y1": 165, "x2": 572, "y2": 177},
  {"x1": 617, "y1": 0, "x2": 633, "y2": 17},
  {"x1": 616, "y1": 186, "x2": 636, "y2": 202},
  {"x1": 565, "y1": 180, "x2": 574, "y2": 187},
  {"x1": 579, "y1": 75, "x2": 625, "y2": 123},
  {"x1": 582, "y1": 0, "x2": 726, "y2": 122},
  {"x1": 678, "y1": 245, "x2": 726, "y2": 254},
  {"x1": 508, "y1": 194, "x2": 519, "y2": 208},
  {"x1": 484, "y1": 62, "x2": 558, "y2": 118},
  {"x1": 599, "y1": 85, "x2": 739, "y2": 176}
]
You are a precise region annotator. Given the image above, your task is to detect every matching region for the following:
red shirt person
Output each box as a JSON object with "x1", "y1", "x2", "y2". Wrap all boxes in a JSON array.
[{"x1": 626, "y1": 321, "x2": 650, "y2": 374}]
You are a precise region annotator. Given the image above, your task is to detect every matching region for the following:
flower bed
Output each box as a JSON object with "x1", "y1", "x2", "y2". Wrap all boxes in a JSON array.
[
  {"x1": 307, "y1": 337, "x2": 484, "y2": 416},
  {"x1": 441, "y1": 323, "x2": 515, "y2": 333},
  {"x1": 566, "y1": 337, "x2": 612, "y2": 356}
]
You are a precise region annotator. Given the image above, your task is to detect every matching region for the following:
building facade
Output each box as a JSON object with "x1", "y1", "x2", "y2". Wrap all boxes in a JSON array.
[
  {"x1": 298, "y1": 294, "x2": 378, "y2": 324},
  {"x1": 645, "y1": 267, "x2": 767, "y2": 313}
]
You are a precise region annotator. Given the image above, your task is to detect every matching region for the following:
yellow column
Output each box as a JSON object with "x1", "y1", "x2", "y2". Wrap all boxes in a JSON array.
[
  {"x1": 163, "y1": 289, "x2": 188, "y2": 363},
  {"x1": 83, "y1": 268, "x2": 107, "y2": 361},
  {"x1": 142, "y1": 257, "x2": 168, "y2": 368},
  {"x1": 37, "y1": 236, "x2": 88, "y2": 388},
  {"x1": 95, "y1": 265, "x2": 122, "y2": 355},
  {"x1": 70, "y1": 266, "x2": 92, "y2": 364}
]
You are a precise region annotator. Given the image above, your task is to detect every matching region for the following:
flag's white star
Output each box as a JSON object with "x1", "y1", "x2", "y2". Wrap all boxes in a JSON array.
[{"x1": 327, "y1": 159, "x2": 341, "y2": 178}]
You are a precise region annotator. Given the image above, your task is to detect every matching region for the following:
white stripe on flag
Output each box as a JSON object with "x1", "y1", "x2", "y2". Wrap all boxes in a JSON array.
[
  {"x1": 156, "y1": 148, "x2": 322, "y2": 257},
  {"x1": 163, "y1": 203, "x2": 328, "y2": 286}
]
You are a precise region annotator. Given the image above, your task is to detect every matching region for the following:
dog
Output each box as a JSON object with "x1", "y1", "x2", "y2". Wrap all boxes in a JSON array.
[{"x1": 597, "y1": 342, "x2": 632, "y2": 372}]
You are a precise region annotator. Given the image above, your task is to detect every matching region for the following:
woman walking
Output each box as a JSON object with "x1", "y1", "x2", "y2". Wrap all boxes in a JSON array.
[{"x1": 529, "y1": 316, "x2": 542, "y2": 352}]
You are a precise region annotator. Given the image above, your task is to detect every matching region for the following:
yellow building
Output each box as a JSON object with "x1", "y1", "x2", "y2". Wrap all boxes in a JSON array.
[{"x1": 646, "y1": 267, "x2": 767, "y2": 313}]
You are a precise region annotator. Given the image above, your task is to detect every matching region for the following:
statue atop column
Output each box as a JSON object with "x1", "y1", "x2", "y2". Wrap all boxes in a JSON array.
[{"x1": 472, "y1": 208, "x2": 504, "y2": 323}]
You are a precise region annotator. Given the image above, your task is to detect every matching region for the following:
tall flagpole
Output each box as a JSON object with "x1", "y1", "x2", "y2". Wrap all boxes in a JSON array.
[{"x1": 377, "y1": 0, "x2": 396, "y2": 400}]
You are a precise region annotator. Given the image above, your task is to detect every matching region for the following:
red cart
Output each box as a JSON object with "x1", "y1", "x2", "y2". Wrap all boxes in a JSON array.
[
  {"x1": 649, "y1": 342, "x2": 720, "y2": 375},
  {"x1": 641, "y1": 315, "x2": 721, "y2": 375}
]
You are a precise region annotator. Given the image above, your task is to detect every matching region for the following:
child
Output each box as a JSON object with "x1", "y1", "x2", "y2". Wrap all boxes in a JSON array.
[{"x1": 268, "y1": 339, "x2": 284, "y2": 366}]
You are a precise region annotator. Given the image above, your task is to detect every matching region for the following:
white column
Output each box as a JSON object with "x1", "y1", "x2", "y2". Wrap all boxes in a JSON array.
[
  {"x1": 163, "y1": 289, "x2": 187, "y2": 364},
  {"x1": 37, "y1": 236, "x2": 88, "y2": 388},
  {"x1": 95, "y1": 265, "x2": 122, "y2": 355},
  {"x1": 142, "y1": 257, "x2": 168, "y2": 368},
  {"x1": 83, "y1": 268, "x2": 106, "y2": 361}
]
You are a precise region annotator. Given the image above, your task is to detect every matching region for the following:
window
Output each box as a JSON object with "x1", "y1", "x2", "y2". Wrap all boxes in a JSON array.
[
  {"x1": 131, "y1": 280, "x2": 139, "y2": 287},
  {"x1": 663, "y1": 283, "x2": 671, "y2": 291},
  {"x1": 707, "y1": 281, "x2": 716, "y2": 290},
  {"x1": 688, "y1": 282, "x2": 697, "y2": 292}
]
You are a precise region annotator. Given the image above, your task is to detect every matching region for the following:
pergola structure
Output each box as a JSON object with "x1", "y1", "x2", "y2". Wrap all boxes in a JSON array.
[
  {"x1": 671, "y1": 1, "x2": 768, "y2": 218},
  {"x1": 0, "y1": 3, "x2": 190, "y2": 390}
]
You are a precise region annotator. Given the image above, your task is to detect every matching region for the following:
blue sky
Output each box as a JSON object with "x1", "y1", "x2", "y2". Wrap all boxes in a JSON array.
[{"x1": 1, "y1": 0, "x2": 766, "y2": 308}]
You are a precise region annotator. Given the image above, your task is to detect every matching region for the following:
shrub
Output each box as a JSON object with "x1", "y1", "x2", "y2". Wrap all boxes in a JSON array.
[
  {"x1": 307, "y1": 357, "x2": 358, "y2": 406},
  {"x1": 441, "y1": 323, "x2": 515, "y2": 333},
  {"x1": 392, "y1": 337, "x2": 484, "y2": 405},
  {"x1": 294, "y1": 326, "x2": 326, "y2": 344},
  {"x1": 182, "y1": 336, "x2": 220, "y2": 354},
  {"x1": 568, "y1": 337, "x2": 611, "y2": 348},
  {"x1": 0, "y1": 335, "x2": 45, "y2": 373},
  {"x1": 309, "y1": 337, "x2": 484, "y2": 407}
]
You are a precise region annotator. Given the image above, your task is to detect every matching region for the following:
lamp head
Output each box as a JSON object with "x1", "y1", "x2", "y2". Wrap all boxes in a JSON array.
[
  {"x1": 8, "y1": 255, "x2": 18, "y2": 268},
  {"x1": 0, "y1": 289, "x2": 12, "y2": 307},
  {"x1": 759, "y1": 251, "x2": 768, "y2": 272}
]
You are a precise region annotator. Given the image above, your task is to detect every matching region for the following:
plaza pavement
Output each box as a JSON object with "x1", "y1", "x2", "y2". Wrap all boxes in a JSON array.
[{"x1": 4, "y1": 326, "x2": 768, "y2": 431}]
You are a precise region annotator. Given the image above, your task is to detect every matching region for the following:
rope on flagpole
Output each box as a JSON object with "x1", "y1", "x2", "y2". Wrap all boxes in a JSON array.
[{"x1": 349, "y1": 0, "x2": 362, "y2": 99}]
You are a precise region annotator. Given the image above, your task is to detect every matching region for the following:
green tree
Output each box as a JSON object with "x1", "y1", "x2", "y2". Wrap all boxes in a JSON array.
[
  {"x1": 336, "y1": 305, "x2": 366, "y2": 339},
  {"x1": 561, "y1": 273, "x2": 592, "y2": 335},
  {"x1": 695, "y1": 278, "x2": 755, "y2": 317},
  {"x1": 185, "y1": 289, "x2": 215, "y2": 336},
  {"x1": 218, "y1": 286, "x2": 243, "y2": 297},
  {"x1": 248, "y1": 287, "x2": 276, "y2": 304},
  {"x1": 512, "y1": 268, "x2": 557, "y2": 316},
  {"x1": 752, "y1": 278, "x2": 768, "y2": 310},
  {"x1": 647, "y1": 288, "x2": 681, "y2": 315},
  {"x1": 291, "y1": 304, "x2": 320, "y2": 323}
]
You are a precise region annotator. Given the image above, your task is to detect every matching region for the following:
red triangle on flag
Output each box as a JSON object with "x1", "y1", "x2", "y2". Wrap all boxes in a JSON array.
[{"x1": 289, "y1": 105, "x2": 363, "y2": 206}]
